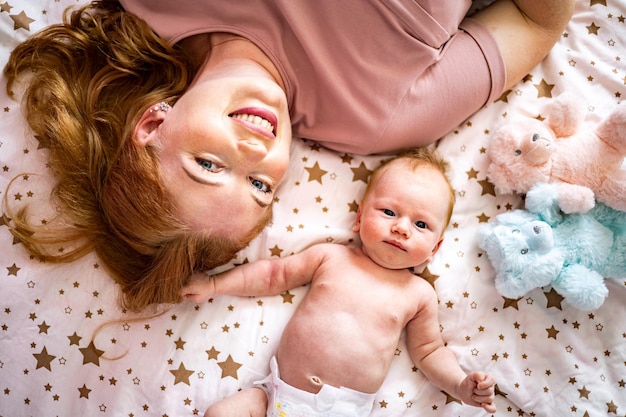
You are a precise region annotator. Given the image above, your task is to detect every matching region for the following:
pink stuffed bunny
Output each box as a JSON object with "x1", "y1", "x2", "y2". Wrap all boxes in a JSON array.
[{"x1": 487, "y1": 93, "x2": 626, "y2": 212}]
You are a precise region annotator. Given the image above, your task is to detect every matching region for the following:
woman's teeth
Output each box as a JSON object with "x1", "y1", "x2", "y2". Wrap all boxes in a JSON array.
[{"x1": 230, "y1": 113, "x2": 275, "y2": 134}]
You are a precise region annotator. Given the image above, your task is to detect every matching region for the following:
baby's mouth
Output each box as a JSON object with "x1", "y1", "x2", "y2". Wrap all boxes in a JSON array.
[{"x1": 384, "y1": 240, "x2": 406, "y2": 251}]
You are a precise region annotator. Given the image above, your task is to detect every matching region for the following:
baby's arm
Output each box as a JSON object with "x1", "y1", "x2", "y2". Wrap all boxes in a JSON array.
[
  {"x1": 181, "y1": 244, "x2": 330, "y2": 302},
  {"x1": 406, "y1": 283, "x2": 496, "y2": 412}
]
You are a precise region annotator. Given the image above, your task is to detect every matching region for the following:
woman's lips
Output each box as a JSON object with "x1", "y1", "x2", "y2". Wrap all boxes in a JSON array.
[{"x1": 229, "y1": 107, "x2": 278, "y2": 139}]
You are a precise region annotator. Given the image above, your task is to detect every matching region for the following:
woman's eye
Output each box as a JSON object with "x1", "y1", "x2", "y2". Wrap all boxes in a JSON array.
[
  {"x1": 196, "y1": 158, "x2": 220, "y2": 172},
  {"x1": 415, "y1": 221, "x2": 427, "y2": 229},
  {"x1": 250, "y1": 178, "x2": 272, "y2": 194},
  {"x1": 383, "y1": 209, "x2": 395, "y2": 216}
]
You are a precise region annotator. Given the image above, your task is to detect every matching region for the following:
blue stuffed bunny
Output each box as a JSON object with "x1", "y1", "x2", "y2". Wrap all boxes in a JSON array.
[{"x1": 479, "y1": 183, "x2": 626, "y2": 311}]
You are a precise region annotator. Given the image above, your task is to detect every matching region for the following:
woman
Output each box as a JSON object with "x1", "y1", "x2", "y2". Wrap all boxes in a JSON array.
[{"x1": 4, "y1": 0, "x2": 574, "y2": 311}]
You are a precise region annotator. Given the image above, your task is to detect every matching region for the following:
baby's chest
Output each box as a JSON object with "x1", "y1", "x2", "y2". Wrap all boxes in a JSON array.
[{"x1": 314, "y1": 273, "x2": 418, "y2": 322}]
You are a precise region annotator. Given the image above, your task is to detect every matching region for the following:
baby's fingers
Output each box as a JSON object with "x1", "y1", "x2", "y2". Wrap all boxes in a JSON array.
[
  {"x1": 180, "y1": 279, "x2": 214, "y2": 302},
  {"x1": 180, "y1": 285, "x2": 204, "y2": 302},
  {"x1": 470, "y1": 372, "x2": 496, "y2": 391},
  {"x1": 472, "y1": 389, "x2": 494, "y2": 403},
  {"x1": 480, "y1": 400, "x2": 496, "y2": 413}
]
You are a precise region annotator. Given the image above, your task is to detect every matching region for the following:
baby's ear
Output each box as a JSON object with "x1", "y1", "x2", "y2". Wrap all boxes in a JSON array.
[
  {"x1": 429, "y1": 236, "x2": 444, "y2": 259},
  {"x1": 352, "y1": 207, "x2": 362, "y2": 233},
  {"x1": 133, "y1": 103, "x2": 168, "y2": 146}
]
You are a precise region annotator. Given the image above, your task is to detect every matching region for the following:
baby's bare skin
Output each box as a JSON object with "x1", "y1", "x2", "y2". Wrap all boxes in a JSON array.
[
  {"x1": 275, "y1": 245, "x2": 426, "y2": 394},
  {"x1": 184, "y1": 242, "x2": 494, "y2": 411},
  {"x1": 183, "y1": 158, "x2": 496, "y2": 415}
]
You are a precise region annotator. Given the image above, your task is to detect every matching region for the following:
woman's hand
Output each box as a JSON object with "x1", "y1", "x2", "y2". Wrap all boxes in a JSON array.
[{"x1": 180, "y1": 272, "x2": 216, "y2": 303}]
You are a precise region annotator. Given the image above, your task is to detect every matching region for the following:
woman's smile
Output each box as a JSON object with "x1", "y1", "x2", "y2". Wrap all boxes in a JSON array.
[{"x1": 229, "y1": 107, "x2": 277, "y2": 138}]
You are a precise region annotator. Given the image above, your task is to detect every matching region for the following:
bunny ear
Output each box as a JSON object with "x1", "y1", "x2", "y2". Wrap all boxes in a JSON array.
[
  {"x1": 594, "y1": 101, "x2": 626, "y2": 151},
  {"x1": 543, "y1": 92, "x2": 585, "y2": 137}
]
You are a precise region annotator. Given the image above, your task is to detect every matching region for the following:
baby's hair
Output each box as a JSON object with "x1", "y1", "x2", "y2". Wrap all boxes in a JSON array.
[{"x1": 365, "y1": 146, "x2": 456, "y2": 228}]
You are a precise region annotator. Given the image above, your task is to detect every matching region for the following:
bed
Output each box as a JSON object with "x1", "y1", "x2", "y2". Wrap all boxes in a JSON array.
[{"x1": 1, "y1": 1, "x2": 624, "y2": 416}]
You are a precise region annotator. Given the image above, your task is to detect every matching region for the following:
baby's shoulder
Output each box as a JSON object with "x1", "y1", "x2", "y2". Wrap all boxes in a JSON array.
[
  {"x1": 401, "y1": 272, "x2": 437, "y2": 300},
  {"x1": 313, "y1": 242, "x2": 358, "y2": 257}
]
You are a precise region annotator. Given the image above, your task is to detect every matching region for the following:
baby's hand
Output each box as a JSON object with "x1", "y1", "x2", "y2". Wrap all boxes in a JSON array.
[
  {"x1": 180, "y1": 272, "x2": 215, "y2": 303},
  {"x1": 459, "y1": 372, "x2": 496, "y2": 413}
]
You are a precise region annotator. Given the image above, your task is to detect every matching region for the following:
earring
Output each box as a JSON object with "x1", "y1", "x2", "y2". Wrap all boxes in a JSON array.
[{"x1": 150, "y1": 101, "x2": 170, "y2": 113}]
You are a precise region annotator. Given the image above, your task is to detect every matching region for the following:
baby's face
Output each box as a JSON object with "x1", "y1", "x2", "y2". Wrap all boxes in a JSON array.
[{"x1": 353, "y1": 162, "x2": 451, "y2": 269}]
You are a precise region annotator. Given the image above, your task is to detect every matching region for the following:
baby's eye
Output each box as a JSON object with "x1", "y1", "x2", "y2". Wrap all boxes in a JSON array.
[
  {"x1": 196, "y1": 158, "x2": 220, "y2": 172},
  {"x1": 383, "y1": 209, "x2": 395, "y2": 216},
  {"x1": 415, "y1": 221, "x2": 427, "y2": 229},
  {"x1": 250, "y1": 177, "x2": 272, "y2": 194}
]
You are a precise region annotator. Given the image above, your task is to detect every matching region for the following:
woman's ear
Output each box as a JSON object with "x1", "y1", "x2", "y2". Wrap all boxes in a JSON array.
[{"x1": 134, "y1": 103, "x2": 169, "y2": 146}]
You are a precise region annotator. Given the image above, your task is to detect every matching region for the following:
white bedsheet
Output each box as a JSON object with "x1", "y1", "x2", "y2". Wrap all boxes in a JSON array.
[{"x1": 1, "y1": 1, "x2": 625, "y2": 416}]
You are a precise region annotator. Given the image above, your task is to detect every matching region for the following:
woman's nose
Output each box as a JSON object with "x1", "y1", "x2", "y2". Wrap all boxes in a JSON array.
[{"x1": 238, "y1": 139, "x2": 268, "y2": 162}]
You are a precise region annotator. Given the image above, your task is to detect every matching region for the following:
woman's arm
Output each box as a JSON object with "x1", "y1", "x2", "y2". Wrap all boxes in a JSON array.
[
  {"x1": 180, "y1": 244, "x2": 329, "y2": 302},
  {"x1": 473, "y1": 0, "x2": 575, "y2": 90}
]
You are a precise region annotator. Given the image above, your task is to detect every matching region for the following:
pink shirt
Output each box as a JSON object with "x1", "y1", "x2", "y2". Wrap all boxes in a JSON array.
[{"x1": 120, "y1": 0, "x2": 505, "y2": 154}]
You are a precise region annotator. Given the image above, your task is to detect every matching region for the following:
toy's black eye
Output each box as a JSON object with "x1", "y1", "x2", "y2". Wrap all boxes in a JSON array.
[
  {"x1": 521, "y1": 248, "x2": 528, "y2": 255},
  {"x1": 532, "y1": 134, "x2": 540, "y2": 142},
  {"x1": 515, "y1": 149, "x2": 522, "y2": 156}
]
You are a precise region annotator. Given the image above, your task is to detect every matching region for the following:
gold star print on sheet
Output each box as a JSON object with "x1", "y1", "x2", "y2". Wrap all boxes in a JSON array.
[
  {"x1": 0, "y1": 2, "x2": 13, "y2": 13},
  {"x1": 534, "y1": 79, "x2": 555, "y2": 98},
  {"x1": 543, "y1": 288, "x2": 564, "y2": 309},
  {"x1": 35, "y1": 134, "x2": 52, "y2": 149},
  {"x1": 350, "y1": 161, "x2": 373, "y2": 183},
  {"x1": 206, "y1": 346, "x2": 220, "y2": 360},
  {"x1": 217, "y1": 355, "x2": 241, "y2": 379},
  {"x1": 586, "y1": 22, "x2": 600, "y2": 35},
  {"x1": 68, "y1": 332, "x2": 82, "y2": 346},
  {"x1": 10, "y1": 10, "x2": 35, "y2": 31},
  {"x1": 269, "y1": 245, "x2": 283, "y2": 257},
  {"x1": 546, "y1": 325, "x2": 560, "y2": 339},
  {"x1": 466, "y1": 168, "x2": 479, "y2": 180},
  {"x1": 477, "y1": 178, "x2": 496, "y2": 196},
  {"x1": 170, "y1": 362, "x2": 194, "y2": 385},
  {"x1": 280, "y1": 291, "x2": 295, "y2": 303},
  {"x1": 418, "y1": 267, "x2": 439, "y2": 287},
  {"x1": 33, "y1": 346, "x2": 56, "y2": 371},
  {"x1": 6, "y1": 263, "x2": 20, "y2": 276},
  {"x1": 2, "y1": 2, "x2": 626, "y2": 416},
  {"x1": 78, "y1": 384, "x2": 92, "y2": 399},
  {"x1": 79, "y1": 341, "x2": 105, "y2": 366},
  {"x1": 442, "y1": 391, "x2": 462, "y2": 405},
  {"x1": 502, "y1": 297, "x2": 521, "y2": 310},
  {"x1": 305, "y1": 161, "x2": 327, "y2": 184}
]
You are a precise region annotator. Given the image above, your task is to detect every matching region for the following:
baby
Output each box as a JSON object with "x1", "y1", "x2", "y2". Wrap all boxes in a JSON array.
[{"x1": 182, "y1": 147, "x2": 496, "y2": 416}]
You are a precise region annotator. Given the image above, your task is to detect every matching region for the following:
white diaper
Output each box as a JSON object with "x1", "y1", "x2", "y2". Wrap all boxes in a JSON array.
[{"x1": 255, "y1": 357, "x2": 376, "y2": 417}]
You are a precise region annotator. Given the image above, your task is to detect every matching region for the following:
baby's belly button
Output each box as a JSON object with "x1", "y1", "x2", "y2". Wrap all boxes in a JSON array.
[{"x1": 305, "y1": 375, "x2": 323, "y2": 392}]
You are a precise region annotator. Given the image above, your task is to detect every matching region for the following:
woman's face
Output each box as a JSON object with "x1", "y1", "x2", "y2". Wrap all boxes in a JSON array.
[{"x1": 153, "y1": 71, "x2": 292, "y2": 242}]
